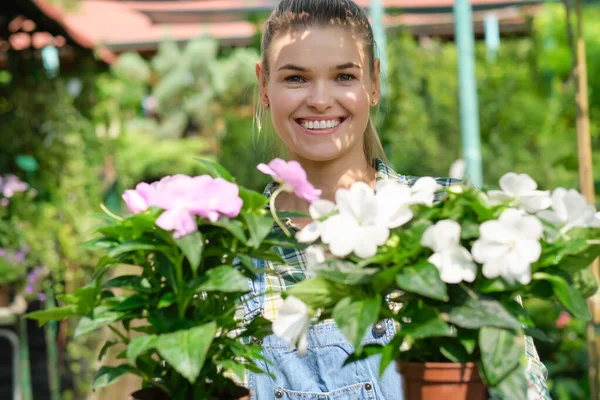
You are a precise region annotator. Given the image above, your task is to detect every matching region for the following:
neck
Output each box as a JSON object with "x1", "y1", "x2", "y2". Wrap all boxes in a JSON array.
[{"x1": 276, "y1": 149, "x2": 377, "y2": 217}]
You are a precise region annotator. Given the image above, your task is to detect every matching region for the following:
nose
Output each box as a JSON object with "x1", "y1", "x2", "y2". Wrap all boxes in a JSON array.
[{"x1": 306, "y1": 80, "x2": 333, "y2": 111}]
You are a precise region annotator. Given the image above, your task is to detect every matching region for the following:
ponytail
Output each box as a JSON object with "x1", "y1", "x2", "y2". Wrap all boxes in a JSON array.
[{"x1": 364, "y1": 118, "x2": 387, "y2": 165}]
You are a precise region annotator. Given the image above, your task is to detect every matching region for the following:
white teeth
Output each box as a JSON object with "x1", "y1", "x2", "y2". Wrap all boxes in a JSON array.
[{"x1": 300, "y1": 119, "x2": 342, "y2": 130}]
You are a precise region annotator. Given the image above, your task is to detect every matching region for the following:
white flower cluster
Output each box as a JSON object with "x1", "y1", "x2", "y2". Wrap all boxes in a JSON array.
[
  {"x1": 296, "y1": 178, "x2": 439, "y2": 258},
  {"x1": 274, "y1": 172, "x2": 600, "y2": 355}
]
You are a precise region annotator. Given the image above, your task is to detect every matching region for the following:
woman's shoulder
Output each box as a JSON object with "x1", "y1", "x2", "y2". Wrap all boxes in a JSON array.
[
  {"x1": 404, "y1": 175, "x2": 463, "y2": 189},
  {"x1": 375, "y1": 159, "x2": 461, "y2": 189}
]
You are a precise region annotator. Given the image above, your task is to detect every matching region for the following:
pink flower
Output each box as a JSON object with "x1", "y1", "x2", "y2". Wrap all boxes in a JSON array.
[
  {"x1": 122, "y1": 182, "x2": 158, "y2": 214},
  {"x1": 257, "y1": 158, "x2": 321, "y2": 203},
  {"x1": 156, "y1": 207, "x2": 198, "y2": 238},
  {"x1": 555, "y1": 311, "x2": 572, "y2": 329},
  {"x1": 0, "y1": 174, "x2": 28, "y2": 198},
  {"x1": 189, "y1": 178, "x2": 244, "y2": 222},
  {"x1": 122, "y1": 174, "x2": 244, "y2": 237}
]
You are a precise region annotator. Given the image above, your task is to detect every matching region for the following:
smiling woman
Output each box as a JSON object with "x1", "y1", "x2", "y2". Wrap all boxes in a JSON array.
[{"x1": 239, "y1": 1, "x2": 552, "y2": 400}]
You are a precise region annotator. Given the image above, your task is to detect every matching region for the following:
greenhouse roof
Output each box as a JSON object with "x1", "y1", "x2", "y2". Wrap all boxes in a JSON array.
[{"x1": 3, "y1": 0, "x2": 544, "y2": 61}]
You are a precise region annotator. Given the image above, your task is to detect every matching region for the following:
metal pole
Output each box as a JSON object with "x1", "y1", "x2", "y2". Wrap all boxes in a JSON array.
[
  {"x1": 453, "y1": 0, "x2": 483, "y2": 187},
  {"x1": 370, "y1": 0, "x2": 389, "y2": 100}
]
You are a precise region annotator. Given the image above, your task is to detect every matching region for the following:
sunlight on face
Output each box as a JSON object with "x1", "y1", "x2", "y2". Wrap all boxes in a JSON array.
[{"x1": 259, "y1": 27, "x2": 379, "y2": 163}]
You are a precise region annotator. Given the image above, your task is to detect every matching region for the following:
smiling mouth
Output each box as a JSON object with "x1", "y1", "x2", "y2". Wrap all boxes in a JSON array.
[{"x1": 294, "y1": 117, "x2": 347, "y2": 132}]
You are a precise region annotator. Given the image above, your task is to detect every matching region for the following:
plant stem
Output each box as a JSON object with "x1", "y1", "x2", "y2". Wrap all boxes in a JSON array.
[
  {"x1": 270, "y1": 187, "x2": 291, "y2": 237},
  {"x1": 109, "y1": 325, "x2": 129, "y2": 344},
  {"x1": 100, "y1": 203, "x2": 123, "y2": 221}
]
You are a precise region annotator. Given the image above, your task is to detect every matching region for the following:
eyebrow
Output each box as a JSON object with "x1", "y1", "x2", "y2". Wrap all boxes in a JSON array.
[{"x1": 277, "y1": 62, "x2": 361, "y2": 72}]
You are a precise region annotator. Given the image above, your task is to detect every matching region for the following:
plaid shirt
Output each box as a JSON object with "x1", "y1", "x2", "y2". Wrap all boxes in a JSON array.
[{"x1": 237, "y1": 159, "x2": 551, "y2": 399}]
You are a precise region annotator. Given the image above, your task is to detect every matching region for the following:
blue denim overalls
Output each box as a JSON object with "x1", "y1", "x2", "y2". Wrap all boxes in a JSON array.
[{"x1": 241, "y1": 259, "x2": 404, "y2": 400}]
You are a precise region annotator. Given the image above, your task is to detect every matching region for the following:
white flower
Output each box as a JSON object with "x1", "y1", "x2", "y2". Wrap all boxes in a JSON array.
[
  {"x1": 375, "y1": 180, "x2": 416, "y2": 227},
  {"x1": 487, "y1": 173, "x2": 552, "y2": 213},
  {"x1": 409, "y1": 177, "x2": 439, "y2": 206},
  {"x1": 320, "y1": 182, "x2": 390, "y2": 258},
  {"x1": 304, "y1": 245, "x2": 326, "y2": 277},
  {"x1": 472, "y1": 209, "x2": 543, "y2": 285},
  {"x1": 296, "y1": 199, "x2": 336, "y2": 243},
  {"x1": 421, "y1": 220, "x2": 477, "y2": 284},
  {"x1": 537, "y1": 188, "x2": 600, "y2": 235},
  {"x1": 449, "y1": 159, "x2": 467, "y2": 180},
  {"x1": 272, "y1": 296, "x2": 310, "y2": 356}
]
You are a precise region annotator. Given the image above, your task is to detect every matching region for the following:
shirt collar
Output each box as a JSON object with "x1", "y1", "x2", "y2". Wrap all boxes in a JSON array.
[{"x1": 263, "y1": 158, "x2": 408, "y2": 198}]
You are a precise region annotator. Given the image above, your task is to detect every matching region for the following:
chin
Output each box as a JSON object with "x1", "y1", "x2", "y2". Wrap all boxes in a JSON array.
[{"x1": 295, "y1": 145, "x2": 352, "y2": 163}]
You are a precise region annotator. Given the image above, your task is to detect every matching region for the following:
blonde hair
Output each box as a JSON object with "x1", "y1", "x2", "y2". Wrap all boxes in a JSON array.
[{"x1": 256, "y1": 0, "x2": 387, "y2": 164}]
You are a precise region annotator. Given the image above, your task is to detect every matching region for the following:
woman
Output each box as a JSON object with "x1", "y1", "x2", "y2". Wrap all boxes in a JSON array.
[{"x1": 239, "y1": 0, "x2": 551, "y2": 398}]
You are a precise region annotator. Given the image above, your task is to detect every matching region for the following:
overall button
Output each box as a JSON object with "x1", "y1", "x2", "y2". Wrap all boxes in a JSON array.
[
  {"x1": 373, "y1": 321, "x2": 387, "y2": 335},
  {"x1": 275, "y1": 389, "x2": 283, "y2": 398},
  {"x1": 365, "y1": 382, "x2": 373, "y2": 390}
]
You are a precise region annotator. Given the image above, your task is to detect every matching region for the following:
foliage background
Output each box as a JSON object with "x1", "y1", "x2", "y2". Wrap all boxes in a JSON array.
[{"x1": 1, "y1": 3, "x2": 599, "y2": 399}]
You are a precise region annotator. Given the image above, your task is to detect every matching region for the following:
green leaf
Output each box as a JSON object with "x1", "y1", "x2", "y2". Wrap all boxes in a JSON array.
[
  {"x1": 488, "y1": 364, "x2": 528, "y2": 400},
  {"x1": 400, "y1": 305, "x2": 453, "y2": 339},
  {"x1": 286, "y1": 277, "x2": 341, "y2": 308},
  {"x1": 127, "y1": 335, "x2": 158, "y2": 364},
  {"x1": 242, "y1": 211, "x2": 273, "y2": 249},
  {"x1": 25, "y1": 305, "x2": 78, "y2": 326},
  {"x1": 317, "y1": 260, "x2": 378, "y2": 285},
  {"x1": 439, "y1": 338, "x2": 467, "y2": 364},
  {"x1": 157, "y1": 293, "x2": 177, "y2": 309},
  {"x1": 573, "y1": 268, "x2": 599, "y2": 298},
  {"x1": 475, "y1": 277, "x2": 513, "y2": 293},
  {"x1": 98, "y1": 340, "x2": 117, "y2": 361},
  {"x1": 191, "y1": 265, "x2": 248, "y2": 293},
  {"x1": 332, "y1": 295, "x2": 381, "y2": 350},
  {"x1": 175, "y1": 231, "x2": 204, "y2": 274},
  {"x1": 92, "y1": 365, "x2": 135, "y2": 389},
  {"x1": 215, "y1": 360, "x2": 246, "y2": 382},
  {"x1": 212, "y1": 218, "x2": 248, "y2": 242},
  {"x1": 155, "y1": 322, "x2": 217, "y2": 383},
  {"x1": 479, "y1": 327, "x2": 523, "y2": 386},
  {"x1": 112, "y1": 294, "x2": 148, "y2": 312},
  {"x1": 239, "y1": 187, "x2": 268, "y2": 212},
  {"x1": 534, "y1": 272, "x2": 591, "y2": 320},
  {"x1": 75, "y1": 308, "x2": 125, "y2": 337},
  {"x1": 379, "y1": 335, "x2": 404, "y2": 377},
  {"x1": 195, "y1": 157, "x2": 234, "y2": 182},
  {"x1": 395, "y1": 262, "x2": 448, "y2": 301},
  {"x1": 103, "y1": 275, "x2": 152, "y2": 293},
  {"x1": 107, "y1": 240, "x2": 172, "y2": 259},
  {"x1": 442, "y1": 296, "x2": 522, "y2": 330}
]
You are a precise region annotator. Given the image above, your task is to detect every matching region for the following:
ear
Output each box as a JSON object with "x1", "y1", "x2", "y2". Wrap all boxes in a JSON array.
[
  {"x1": 256, "y1": 61, "x2": 269, "y2": 107},
  {"x1": 371, "y1": 58, "x2": 381, "y2": 106}
]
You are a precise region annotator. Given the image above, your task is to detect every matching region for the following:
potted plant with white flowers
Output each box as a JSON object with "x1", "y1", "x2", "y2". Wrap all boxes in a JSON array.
[{"x1": 272, "y1": 172, "x2": 600, "y2": 400}]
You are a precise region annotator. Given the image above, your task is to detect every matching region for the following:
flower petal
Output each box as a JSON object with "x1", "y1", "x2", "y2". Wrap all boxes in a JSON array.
[
  {"x1": 500, "y1": 172, "x2": 537, "y2": 196},
  {"x1": 296, "y1": 221, "x2": 321, "y2": 243},
  {"x1": 486, "y1": 190, "x2": 513, "y2": 206},
  {"x1": 156, "y1": 208, "x2": 198, "y2": 238},
  {"x1": 309, "y1": 199, "x2": 336, "y2": 219},
  {"x1": 273, "y1": 296, "x2": 309, "y2": 346}
]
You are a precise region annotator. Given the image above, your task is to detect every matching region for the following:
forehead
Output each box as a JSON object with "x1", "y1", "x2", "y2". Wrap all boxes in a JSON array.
[{"x1": 268, "y1": 26, "x2": 368, "y2": 69}]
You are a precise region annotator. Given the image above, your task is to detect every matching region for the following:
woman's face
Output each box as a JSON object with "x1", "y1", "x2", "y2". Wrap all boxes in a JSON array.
[{"x1": 257, "y1": 27, "x2": 380, "y2": 163}]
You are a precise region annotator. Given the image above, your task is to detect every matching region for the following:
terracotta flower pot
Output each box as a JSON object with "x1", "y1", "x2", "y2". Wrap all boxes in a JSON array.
[
  {"x1": 397, "y1": 361, "x2": 488, "y2": 400},
  {"x1": 0, "y1": 284, "x2": 10, "y2": 307}
]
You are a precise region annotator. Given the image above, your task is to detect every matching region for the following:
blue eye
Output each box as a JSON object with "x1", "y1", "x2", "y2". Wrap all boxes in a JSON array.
[
  {"x1": 284, "y1": 75, "x2": 306, "y2": 83},
  {"x1": 337, "y1": 74, "x2": 356, "y2": 82}
]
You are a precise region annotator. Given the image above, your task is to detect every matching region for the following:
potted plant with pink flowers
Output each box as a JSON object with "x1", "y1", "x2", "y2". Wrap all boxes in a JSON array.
[
  {"x1": 26, "y1": 159, "x2": 305, "y2": 400},
  {"x1": 270, "y1": 172, "x2": 600, "y2": 400}
]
